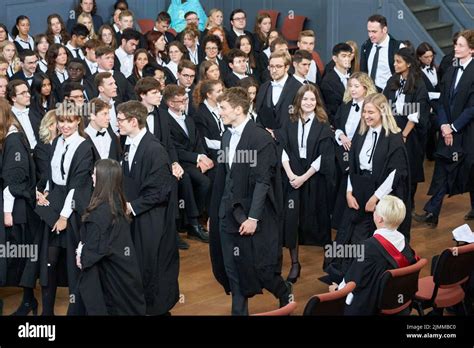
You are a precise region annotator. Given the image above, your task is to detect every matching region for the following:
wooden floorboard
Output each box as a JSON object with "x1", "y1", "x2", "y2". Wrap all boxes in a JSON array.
[{"x1": 1, "y1": 160, "x2": 472, "y2": 315}]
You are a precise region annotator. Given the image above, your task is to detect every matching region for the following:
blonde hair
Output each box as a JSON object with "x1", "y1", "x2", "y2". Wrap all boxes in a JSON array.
[
  {"x1": 77, "y1": 12, "x2": 97, "y2": 40},
  {"x1": 343, "y1": 72, "x2": 377, "y2": 103},
  {"x1": 375, "y1": 195, "x2": 406, "y2": 229},
  {"x1": 346, "y1": 40, "x2": 360, "y2": 72},
  {"x1": 0, "y1": 41, "x2": 20, "y2": 74},
  {"x1": 39, "y1": 109, "x2": 58, "y2": 144},
  {"x1": 205, "y1": 9, "x2": 223, "y2": 29},
  {"x1": 359, "y1": 93, "x2": 400, "y2": 136}
]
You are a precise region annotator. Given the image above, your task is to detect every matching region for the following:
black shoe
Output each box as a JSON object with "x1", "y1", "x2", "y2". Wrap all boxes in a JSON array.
[
  {"x1": 186, "y1": 224, "x2": 209, "y2": 243},
  {"x1": 177, "y1": 235, "x2": 190, "y2": 250},
  {"x1": 413, "y1": 211, "x2": 438, "y2": 227},
  {"x1": 286, "y1": 262, "x2": 301, "y2": 284},
  {"x1": 11, "y1": 298, "x2": 38, "y2": 316},
  {"x1": 279, "y1": 281, "x2": 294, "y2": 308},
  {"x1": 464, "y1": 209, "x2": 474, "y2": 220}
]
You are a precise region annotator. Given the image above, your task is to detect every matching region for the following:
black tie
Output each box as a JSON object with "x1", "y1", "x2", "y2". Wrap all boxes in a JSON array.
[
  {"x1": 453, "y1": 65, "x2": 464, "y2": 91},
  {"x1": 426, "y1": 66, "x2": 433, "y2": 73},
  {"x1": 370, "y1": 45, "x2": 382, "y2": 81},
  {"x1": 301, "y1": 118, "x2": 311, "y2": 148},
  {"x1": 211, "y1": 111, "x2": 223, "y2": 134},
  {"x1": 368, "y1": 131, "x2": 378, "y2": 164},
  {"x1": 303, "y1": 80, "x2": 309, "y2": 85},
  {"x1": 123, "y1": 144, "x2": 131, "y2": 176},
  {"x1": 60, "y1": 144, "x2": 69, "y2": 180},
  {"x1": 352, "y1": 103, "x2": 360, "y2": 112},
  {"x1": 74, "y1": 48, "x2": 81, "y2": 58},
  {"x1": 96, "y1": 130, "x2": 106, "y2": 137}
]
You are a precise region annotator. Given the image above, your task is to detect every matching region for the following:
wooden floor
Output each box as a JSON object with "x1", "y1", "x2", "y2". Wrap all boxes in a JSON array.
[{"x1": 1, "y1": 160, "x2": 472, "y2": 315}]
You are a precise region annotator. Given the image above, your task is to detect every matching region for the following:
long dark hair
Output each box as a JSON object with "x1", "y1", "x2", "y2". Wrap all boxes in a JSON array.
[
  {"x1": 0, "y1": 24, "x2": 9, "y2": 41},
  {"x1": 31, "y1": 72, "x2": 57, "y2": 116},
  {"x1": 416, "y1": 42, "x2": 436, "y2": 69},
  {"x1": 290, "y1": 84, "x2": 328, "y2": 124},
  {"x1": 235, "y1": 35, "x2": 257, "y2": 69},
  {"x1": 389, "y1": 47, "x2": 420, "y2": 95},
  {"x1": 131, "y1": 48, "x2": 148, "y2": 79},
  {"x1": 46, "y1": 14, "x2": 70, "y2": 45},
  {"x1": 75, "y1": 0, "x2": 97, "y2": 16},
  {"x1": 83, "y1": 159, "x2": 130, "y2": 223},
  {"x1": 46, "y1": 44, "x2": 69, "y2": 74}
]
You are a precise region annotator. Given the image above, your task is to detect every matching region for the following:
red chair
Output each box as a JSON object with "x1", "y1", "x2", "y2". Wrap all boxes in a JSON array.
[
  {"x1": 414, "y1": 244, "x2": 474, "y2": 315},
  {"x1": 303, "y1": 281, "x2": 356, "y2": 315},
  {"x1": 280, "y1": 15, "x2": 307, "y2": 50},
  {"x1": 378, "y1": 258, "x2": 428, "y2": 315},
  {"x1": 258, "y1": 10, "x2": 280, "y2": 30},
  {"x1": 253, "y1": 301, "x2": 297, "y2": 316},
  {"x1": 137, "y1": 19, "x2": 155, "y2": 34}
]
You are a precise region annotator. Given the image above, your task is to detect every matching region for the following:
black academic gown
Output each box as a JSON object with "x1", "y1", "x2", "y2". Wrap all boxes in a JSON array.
[
  {"x1": 194, "y1": 103, "x2": 223, "y2": 163},
  {"x1": 24, "y1": 139, "x2": 94, "y2": 297},
  {"x1": 88, "y1": 70, "x2": 137, "y2": 103},
  {"x1": 77, "y1": 202, "x2": 146, "y2": 316},
  {"x1": 383, "y1": 76, "x2": 430, "y2": 184},
  {"x1": 320, "y1": 69, "x2": 346, "y2": 123},
  {"x1": 255, "y1": 75, "x2": 301, "y2": 138},
  {"x1": 343, "y1": 236, "x2": 417, "y2": 315},
  {"x1": 428, "y1": 60, "x2": 474, "y2": 196},
  {"x1": 87, "y1": 126, "x2": 121, "y2": 163},
  {"x1": 281, "y1": 119, "x2": 336, "y2": 247},
  {"x1": 33, "y1": 141, "x2": 52, "y2": 193},
  {"x1": 148, "y1": 107, "x2": 179, "y2": 164},
  {"x1": 0, "y1": 132, "x2": 37, "y2": 286},
  {"x1": 209, "y1": 121, "x2": 284, "y2": 297},
  {"x1": 121, "y1": 131, "x2": 179, "y2": 315}
]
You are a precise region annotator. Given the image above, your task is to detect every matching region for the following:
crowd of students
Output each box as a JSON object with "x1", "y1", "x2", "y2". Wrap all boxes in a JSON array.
[{"x1": 0, "y1": 0, "x2": 473, "y2": 316}]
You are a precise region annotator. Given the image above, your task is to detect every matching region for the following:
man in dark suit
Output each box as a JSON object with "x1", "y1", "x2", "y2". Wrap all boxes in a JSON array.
[
  {"x1": 321, "y1": 43, "x2": 353, "y2": 123},
  {"x1": 360, "y1": 14, "x2": 404, "y2": 92},
  {"x1": 65, "y1": 24, "x2": 89, "y2": 61},
  {"x1": 292, "y1": 50, "x2": 316, "y2": 86},
  {"x1": 83, "y1": 39, "x2": 100, "y2": 77},
  {"x1": 209, "y1": 87, "x2": 293, "y2": 315},
  {"x1": 152, "y1": 11, "x2": 176, "y2": 44},
  {"x1": 162, "y1": 84, "x2": 212, "y2": 243},
  {"x1": 226, "y1": 9, "x2": 253, "y2": 49},
  {"x1": 255, "y1": 51, "x2": 300, "y2": 141},
  {"x1": 176, "y1": 60, "x2": 197, "y2": 117},
  {"x1": 415, "y1": 29, "x2": 474, "y2": 226},
  {"x1": 135, "y1": 77, "x2": 189, "y2": 249},
  {"x1": 61, "y1": 59, "x2": 95, "y2": 102},
  {"x1": 11, "y1": 50, "x2": 38, "y2": 88},
  {"x1": 88, "y1": 46, "x2": 136, "y2": 103},
  {"x1": 224, "y1": 49, "x2": 249, "y2": 88}
]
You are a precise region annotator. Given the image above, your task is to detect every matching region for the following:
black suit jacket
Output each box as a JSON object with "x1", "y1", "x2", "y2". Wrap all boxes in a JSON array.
[
  {"x1": 11, "y1": 70, "x2": 35, "y2": 86},
  {"x1": 360, "y1": 35, "x2": 401, "y2": 78},
  {"x1": 87, "y1": 125, "x2": 122, "y2": 162},
  {"x1": 88, "y1": 70, "x2": 136, "y2": 103},
  {"x1": 164, "y1": 108, "x2": 206, "y2": 166},
  {"x1": 224, "y1": 72, "x2": 247, "y2": 88},
  {"x1": 255, "y1": 75, "x2": 301, "y2": 133},
  {"x1": 225, "y1": 29, "x2": 253, "y2": 49},
  {"x1": 194, "y1": 103, "x2": 224, "y2": 161},
  {"x1": 148, "y1": 107, "x2": 179, "y2": 164},
  {"x1": 320, "y1": 69, "x2": 347, "y2": 123}
]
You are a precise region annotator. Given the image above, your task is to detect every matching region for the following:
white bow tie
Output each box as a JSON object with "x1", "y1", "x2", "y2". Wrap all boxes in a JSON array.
[
  {"x1": 15, "y1": 109, "x2": 29, "y2": 117},
  {"x1": 229, "y1": 128, "x2": 241, "y2": 136},
  {"x1": 271, "y1": 81, "x2": 283, "y2": 88}
]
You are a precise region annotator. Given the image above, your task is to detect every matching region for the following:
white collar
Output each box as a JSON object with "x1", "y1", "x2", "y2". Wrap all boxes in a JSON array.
[
  {"x1": 293, "y1": 74, "x2": 307, "y2": 84},
  {"x1": 116, "y1": 46, "x2": 132, "y2": 58},
  {"x1": 86, "y1": 123, "x2": 107, "y2": 134},
  {"x1": 460, "y1": 57, "x2": 473, "y2": 69},
  {"x1": 369, "y1": 124, "x2": 382, "y2": 135},
  {"x1": 204, "y1": 99, "x2": 219, "y2": 114},
  {"x1": 125, "y1": 127, "x2": 147, "y2": 146},
  {"x1": 12, "y1": 106, "x2": 29, "y2": 115},
  {"x1": 168, "y1": 108, "x2": 186, "y2": 120},
  {"x1": 97, "y1": 67, "x2": 113, "y2": 74},
  {"x1": 99, "y1": 95, "x2": 115, "y2": 105},
  {"x1": 62, "y1": 130, "x2": 81, "y2": 146},
  {"x1": 375, "y1": 34, "x2": 390, "y2": 48},
  {"x1": 230, "y1": 116, "x2": 250, "y2": 135},
  {"x1": 233, "y1": 71, "x2": 247, "y2": 79},
  {"x1": 374, "y1": 228, "x2": 405, "y2": 251},
  {"x1": 300, "y1": 113, "x2": 315, "y2": 124},
  {"x1": 334, "y1": 66, "x2": 350, "y2": 80},
  {"x1": 272, "y1": 74, "x2": 289, "y2": 87},
  {"x1": 232, "y1": 28, "x2": 245, "y2": 36}
]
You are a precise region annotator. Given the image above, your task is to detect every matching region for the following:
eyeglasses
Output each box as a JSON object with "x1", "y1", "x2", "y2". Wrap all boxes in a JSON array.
[
  {"x1": 116, "y1": 116, "x2": 128, "y2": 123},
  {"x1": 269, "y1": 64, "x2": 286, "y2": 70},
  {"x1": 181, "y1": 74, "x2": 195, "y2": 79},
  {"x1": 206, "y1": 46, "x2": 218, "y2": 51},
  {"x1": 232, "y1": 16, "x2": 246, "y2": 21}
]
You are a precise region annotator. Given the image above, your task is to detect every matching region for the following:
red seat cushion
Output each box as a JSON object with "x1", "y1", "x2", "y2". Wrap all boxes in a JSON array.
[{"x1": 415, "y1": 276, "x2": 465, "y2": 308}]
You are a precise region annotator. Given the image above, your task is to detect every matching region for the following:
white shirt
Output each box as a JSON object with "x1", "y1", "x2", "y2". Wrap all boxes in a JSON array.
[
  {"x1": 281, "y1": 113, "x2": 322, "y2": 171},
  {"x1": 454, "y1": 57, "x2": 473, "y2": 90},
  {"x1": 232, "y1": 28, "x2": 245, "y2": 37},
  {"x1": 99, "y1": 96, "x2": 118, "y2": 134},
  {"x1": 54, "y1": 35, "x2": 62, "y2": 44},
  {"x1": 333, "y1": 66, "x2": 350, "y2": 89},
  {"x1": 169, "y1": 108, "x2": 188, "y2": 136},
  {"x1": 421, "y1": 65, "x2": 438, "y2": 88},
  {"x1": 50, "y1": 132, "x2": 85, "y2": 218},
  {"x1": 66, "y1": 42, "x2": 85, "y2": 60},
  {"x1": 146, "y1": 110, "x2": 155, "y2": 135},
  {"x1": 228, "y1": 117, "x2": 251, "y2": 168},
  {"x1": 263, "y1": 47, "x2": 271, "y2": 59},
  {"x1": 187, "y1": 46, "x2": 199, "y2": 65},
  {"x1": 271, "y1": 74, "x2": 289, "y2": 106},
  {"x1": 3, "y1": 126, "x2": 20, "y2": 213},
  {"x1": 394, "y1": 77, "x2": 419, "y2": 124},
  {"x1": 84, "y1": 57, "x2": 98, "y2": 75},
  {"x1": 85, "y1": 124, "x2": 112, "y2": 159},
  {"x1": 368, "y1": 35, "x2": 404, "y2": 90},
  {"x1": 232, "y1": 71, "x2": 247, "y2": 80},
  {"x1": 166, "y1": 61, "x2": 178, "y2": 80},
  {"x1": 55, "y1": 68, "x2": 69, "y2": 84},
  {"x1": 7, "y1": 64, "x2": 15, "y2": 78},
  {"x1": 38, "y1": 59, "x2": 48, "y2": 73},
  {"x1": 14, "y1": 35, "x2": 34, "y2": 50},
  {"x1": 335, "y1": 100, "x2": 363, "y2": 144},
  {"x1": 340, "y1": 227, "x2": 406, "y2": 305},
  {"x1": 293, "y1": 74, "x2": 309, "y2": 85},
  {"x1": 12, "y1": 106, "x2": 37, "y2": 149},
  {"x1": 115, "y1": 46, "x2": 134, "y2": 78},
  {"x1": 307, "y1": 59, "x2": 318, "y2": 84},
  {"x1": 346, "y1": 125, "x2": 396, "y2": 199},
  {"x1": 204, "y1": 99, "x2": 223, "y2": 150},
  {"x1": 124, "y1": 127, "x2": 147, "y2": 171}
]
